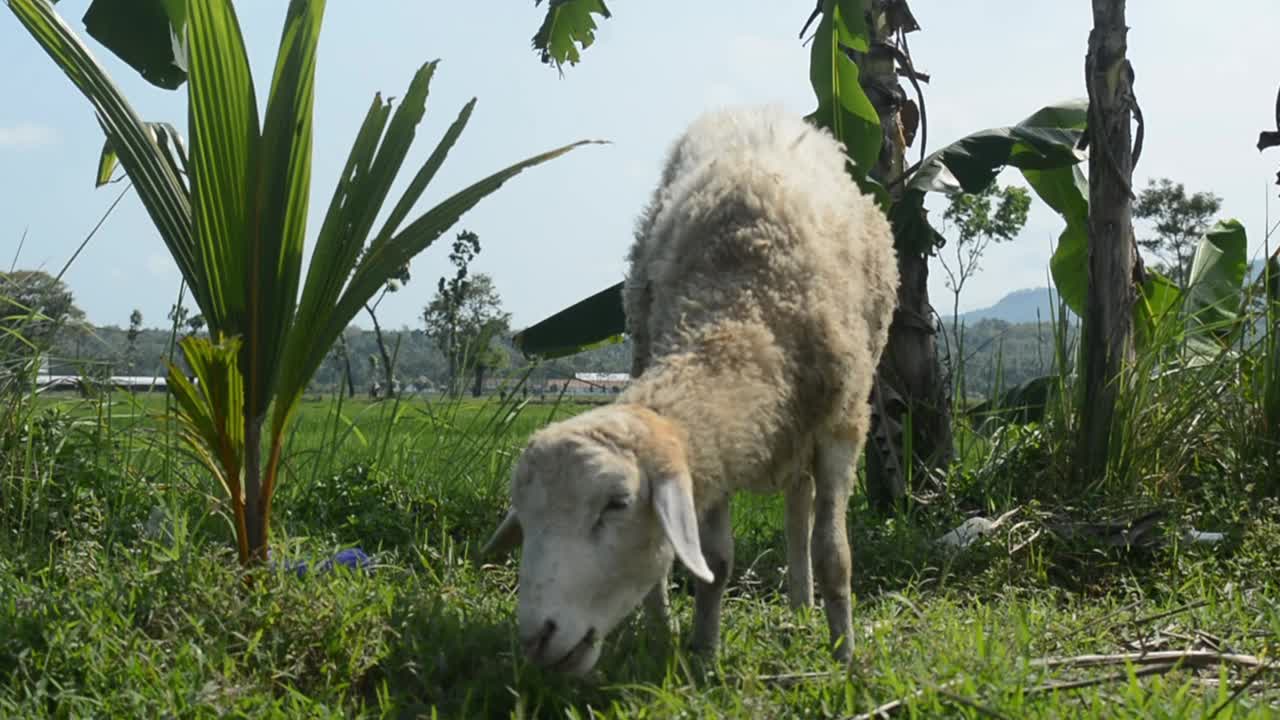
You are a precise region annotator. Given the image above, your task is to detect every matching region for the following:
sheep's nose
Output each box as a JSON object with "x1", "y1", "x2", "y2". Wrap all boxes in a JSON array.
[{"x1": 521, "y1": 619, "x2": 557, "y2": 662}]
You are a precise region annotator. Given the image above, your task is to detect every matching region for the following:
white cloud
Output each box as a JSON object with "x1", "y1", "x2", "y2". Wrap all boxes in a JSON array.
[{"x1": 0, "y1": 123, "x2": 57, "y2": 150}]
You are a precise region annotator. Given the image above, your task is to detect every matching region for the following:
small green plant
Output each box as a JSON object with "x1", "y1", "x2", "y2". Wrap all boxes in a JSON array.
[
  {"x1": 939, "y1": 181, "x2": 1032, "y2": 409},
  {"x1": 284, "y1": 462, "x2": 422, "y2": 549},
  {"x1": 9, "y1": 0, "x2": 595, "y2": 564}
]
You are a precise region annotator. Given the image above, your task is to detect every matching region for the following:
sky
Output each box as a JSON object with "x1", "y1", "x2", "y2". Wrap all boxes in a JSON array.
[{"x1": 3, "y1": 1, "x2": 1280, "y2": 333}]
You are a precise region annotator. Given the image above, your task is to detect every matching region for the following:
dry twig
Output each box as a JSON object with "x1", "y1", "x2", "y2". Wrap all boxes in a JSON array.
[
  {"x1": 1029, "y1": 650, "x2": 1266, "y2": 671},
  {"x1": 847, "y1": 650, "x2": 1273, "y2": 718},
  {"x1": 1027, "y1": 662, "x2": 1177, "y2": 696},
  {"x1": 753, "y1": 670, "x2": 839, "y2": 686},
  {"x1": 1206, "y1": 658, "x2": 1278, "y2": 719},
  {"x1": 1114, "y1": 600, "x2": 1209, "y2": 632}
]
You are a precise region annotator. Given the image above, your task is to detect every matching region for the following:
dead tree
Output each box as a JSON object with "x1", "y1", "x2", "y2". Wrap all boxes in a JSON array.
[{"x1": 1079, "y1": 0, "x2": 1141, "y2": 481}]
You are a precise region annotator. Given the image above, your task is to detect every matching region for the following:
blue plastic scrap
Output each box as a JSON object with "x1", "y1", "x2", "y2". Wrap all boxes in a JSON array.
[{"x1": 280, "y1": 547, "x2": 374, "y2": 578}]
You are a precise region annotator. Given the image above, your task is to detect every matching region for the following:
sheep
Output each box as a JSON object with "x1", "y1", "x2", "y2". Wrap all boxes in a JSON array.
[{"x1": 482, "y1": 104, "x2": 899, "y2": 675}]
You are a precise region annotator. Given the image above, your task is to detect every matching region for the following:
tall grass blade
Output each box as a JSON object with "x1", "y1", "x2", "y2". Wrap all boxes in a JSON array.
[{"x1": 186, "y1": 0, "x2": 258, "y2": 337}]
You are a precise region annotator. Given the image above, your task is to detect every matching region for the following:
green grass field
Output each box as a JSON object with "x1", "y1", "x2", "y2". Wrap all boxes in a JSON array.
[{"x1": 3, "y1": 387, "x2": 1280, "y2": 718}]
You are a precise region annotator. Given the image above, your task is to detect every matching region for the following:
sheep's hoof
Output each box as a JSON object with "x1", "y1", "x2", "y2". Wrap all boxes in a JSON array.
[
  {"x1": 683, "y1": 638, "x2": 722, "y2": 676},
  {"x1": 831, "y1": 639, "x2": 853, "y2": 664},
  {"x1": 687, "y1": 634, "x2": 719, "y2": 657}
]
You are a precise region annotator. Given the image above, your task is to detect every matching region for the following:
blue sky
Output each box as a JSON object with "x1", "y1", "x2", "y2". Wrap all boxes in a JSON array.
[{"x1": 3, "y1": 1, "x2": 1280, "y2": 332}]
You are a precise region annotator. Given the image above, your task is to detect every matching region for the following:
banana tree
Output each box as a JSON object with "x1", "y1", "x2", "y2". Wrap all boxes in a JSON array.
[
  {"x1": 10, "y1": 0, "x2": 592, "y2": 564},
  {"x1": 803, "y1": 0, "x2": 884, "y2": 192},
  {"x1": 1255, "y1": 82, "x2": 1280, "y2": 443},
  {"x1": 532, "y1": 0, "x2": 611, "y2": 71},
  {"x1": 973, "y1": 218, "x2": 1249, "y2": 428}
]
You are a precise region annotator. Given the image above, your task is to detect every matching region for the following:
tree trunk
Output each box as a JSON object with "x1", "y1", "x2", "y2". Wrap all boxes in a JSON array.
[
  {"x1": 866, "y1": 256, "x2": 953, "y2": 509},
  {"x1": 444, "y1": 328, "x2": 460, "y2": 396},
  {"x1": 861, "y1": 4, "x2": 952, "y2": 512},
  {"x1": 337, "y1": 334, "x2": 356, "y2": 398},
  {"x1": 473, "y1": 364, "x2": 486, "y2": 398},
  {"x1": 365, "y1": 304, "x2": 397, "y2": 400},
  {"x1": 1079, "y1": 0, "x2": 1137, "y2": 482},
  {"x1": 242, "y1": 418, "x2": 267, "y2": 564},
  {"x1": 952, "y1": 285, "x2": 966, "y2": 407}
]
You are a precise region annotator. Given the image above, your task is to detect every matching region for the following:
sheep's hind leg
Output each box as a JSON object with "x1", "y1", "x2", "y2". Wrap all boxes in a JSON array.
[
  {"x1": 785, "y1": 467, "x2": 815, "y2": 610},
  {"x1": 689, "y1": 498, "x2": 733, "y2": 655},
  {"x1": 813, "y1": 430, "x2": 856, "y2": 662}
]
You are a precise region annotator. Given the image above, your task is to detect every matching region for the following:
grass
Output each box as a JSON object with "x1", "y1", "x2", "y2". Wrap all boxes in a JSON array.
[{"x1": 1, "y1": 384, "x2": 1278, "y2": 718}]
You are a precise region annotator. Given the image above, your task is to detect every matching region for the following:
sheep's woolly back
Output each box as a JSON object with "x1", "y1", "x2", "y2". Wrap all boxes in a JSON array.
[{"x1": 620, "y1": 105, "x2": 899, "y2": 508}]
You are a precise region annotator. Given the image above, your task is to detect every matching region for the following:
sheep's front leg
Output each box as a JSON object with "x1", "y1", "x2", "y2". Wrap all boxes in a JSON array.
[
  {"x1": 644, "y1": 574, "x2": 670, "y2": 627},
  {"x1": 689, "y1": 498, "x2": 733, "y2": 655},
  {"x1": 814, "y1": 432, "x2": 856, "y2": 662},
  {"x1": 640, "y1": 572, "x2": 674, "y2": 653},
  {"x1": 785, "y1": 469, "x2": 815, "y2": 609}
]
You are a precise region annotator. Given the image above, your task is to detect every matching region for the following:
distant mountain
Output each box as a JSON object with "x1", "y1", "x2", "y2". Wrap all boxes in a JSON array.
[
  {"x1": 957, "y1": 287, "x2": 1071, "y2": 325},
  {"x1": 957, "y1": 257, "x2": 1266, "y2": 329}
]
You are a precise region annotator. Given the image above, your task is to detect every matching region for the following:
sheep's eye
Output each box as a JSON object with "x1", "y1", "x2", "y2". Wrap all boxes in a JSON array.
[
  {"x1": 603, "y1": 496, "x2": 632, "y2": 513},
  {"x1": 593, "y1": 496, "x2": 632, "y2": 532}
]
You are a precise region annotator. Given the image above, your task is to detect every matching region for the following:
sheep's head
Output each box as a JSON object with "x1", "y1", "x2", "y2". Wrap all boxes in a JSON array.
[{"x1": 482, "y1": 404, "x2": 713, "y2": 676}]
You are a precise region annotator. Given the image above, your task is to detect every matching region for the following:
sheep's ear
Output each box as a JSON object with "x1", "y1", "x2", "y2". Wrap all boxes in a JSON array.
[
  {"x1": 480, "y1": 509, "x2": 522, "y2": 559},
  {"x1": 626, "y1": 404, "x2": 715, "y2": 584},
  {"x1": 652, "y1": 475, "x2": 715, "y2": 584}
]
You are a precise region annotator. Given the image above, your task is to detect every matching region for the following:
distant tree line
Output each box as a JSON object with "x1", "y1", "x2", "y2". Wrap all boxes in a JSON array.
[
  {"x1": 27, "y1": 311, "x2": 1065, "y2": 403},
  {"x1": 12, "y1": 268, "x2": 1072, "y2": 401},
  {"x1": 944, "y1": 318, "x2": 1079, "y2": 403},
  {"x1": 37, "y1": 317, "x2": 639, "y2": 396}
]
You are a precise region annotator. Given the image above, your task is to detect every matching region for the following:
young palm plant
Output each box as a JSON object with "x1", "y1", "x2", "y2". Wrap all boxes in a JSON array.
[{"x1": 8, "y1": 0, "x2": 592, "y2": 564}]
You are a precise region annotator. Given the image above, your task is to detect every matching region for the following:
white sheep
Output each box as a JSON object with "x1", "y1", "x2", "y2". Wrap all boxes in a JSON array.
[{"x1": 483, "y1": 104, "x2": 899, "y2": 675}]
